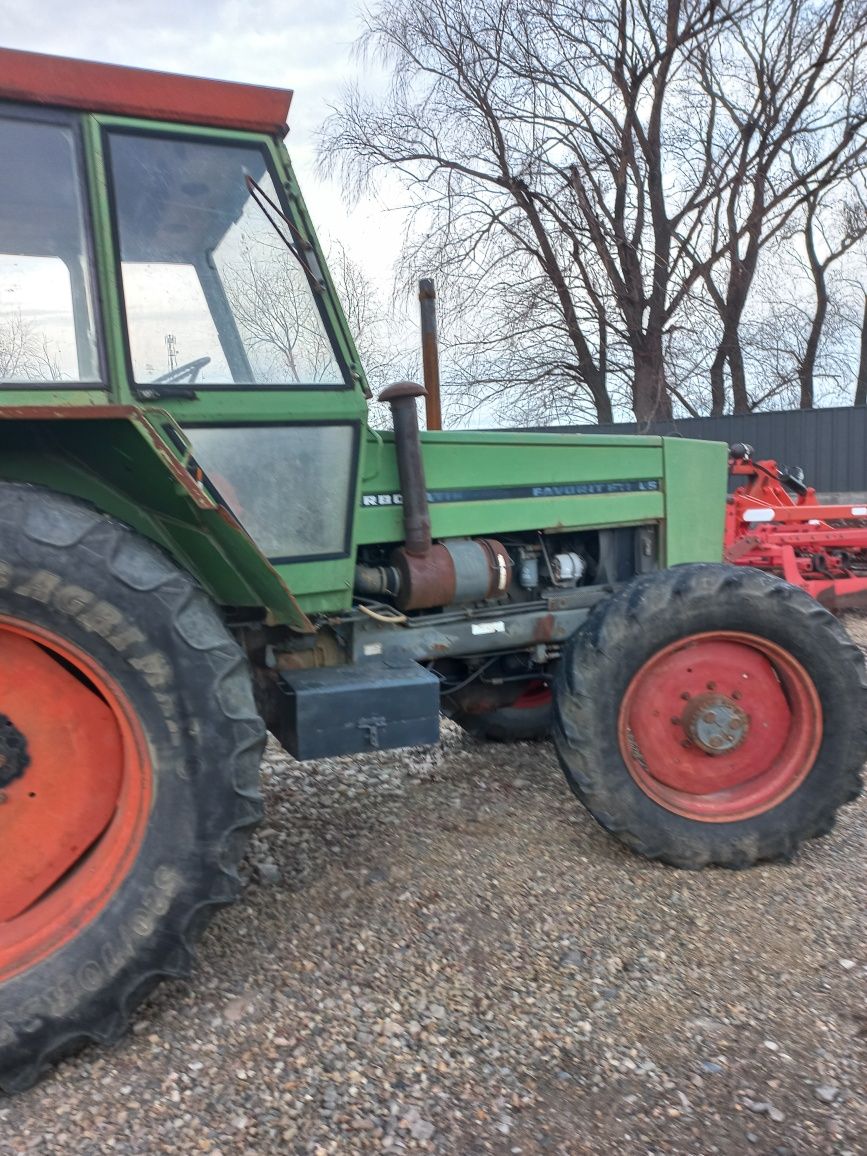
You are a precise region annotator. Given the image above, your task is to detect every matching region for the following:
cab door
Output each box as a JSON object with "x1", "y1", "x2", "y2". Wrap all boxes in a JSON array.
[{"x1": 88, "y1": 117, "x2": 369, "y2": 614}]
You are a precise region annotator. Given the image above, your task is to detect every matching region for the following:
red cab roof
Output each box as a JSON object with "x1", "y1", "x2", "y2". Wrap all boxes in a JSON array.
[{"x1": 0, "y1": 47, "x2": 292, "y2": 135}]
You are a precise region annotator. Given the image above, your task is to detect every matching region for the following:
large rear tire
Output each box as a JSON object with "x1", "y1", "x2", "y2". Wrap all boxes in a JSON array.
[
  {"x1": 0, "y1": 483, "x2": 264, "y2": 1093},
  {"x1": 452, "y1": 682, "x2": 553, "y2": 742},
  {"x1": 553, "y1": 564, "x2": 866, "y2": 868}
]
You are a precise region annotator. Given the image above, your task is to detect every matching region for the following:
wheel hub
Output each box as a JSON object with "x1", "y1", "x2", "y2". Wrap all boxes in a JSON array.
[
  {"x1": 681, "y1": 693, "x2": 749, "y2": 755},
  {"x1": 0, "y1": 713, "x2": 30, "y2": 788}
]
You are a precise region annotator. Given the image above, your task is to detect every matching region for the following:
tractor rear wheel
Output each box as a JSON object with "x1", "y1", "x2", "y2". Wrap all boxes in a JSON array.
[
  {"x1": 0, "y1": 483, "x2": 264, "y2": 1093},
  {"x1": 554, "y1": 563, "x2": 866, "y2": 868},
  {"x1": 452, "y1": 682, "x2": 553, "y2": 742}
]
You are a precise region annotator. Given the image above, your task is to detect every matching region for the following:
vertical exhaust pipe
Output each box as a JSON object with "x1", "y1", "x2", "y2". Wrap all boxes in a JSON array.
[
  {"x1": 377, "y1": 381, "x2": 432, "y2": 557},
  {"x1": 418, "y1": 278, "x2": 442, "y2": 432}
]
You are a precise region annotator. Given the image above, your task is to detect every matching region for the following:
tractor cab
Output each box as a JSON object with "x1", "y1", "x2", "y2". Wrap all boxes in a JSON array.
[
  {"x1": 0, "y1": 54, "x2": 360, "y2": 393},
  {"x1": 0, "y1": 48, "x2": 367, "y2": 609}
]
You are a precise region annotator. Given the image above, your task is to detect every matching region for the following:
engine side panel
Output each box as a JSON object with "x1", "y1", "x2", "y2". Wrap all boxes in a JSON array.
[{"x1": 358, "y1": 428, "x2": 726, "y2": 567}]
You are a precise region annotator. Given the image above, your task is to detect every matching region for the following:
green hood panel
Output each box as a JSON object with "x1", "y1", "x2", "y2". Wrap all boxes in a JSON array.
[{"x1": 359, "y1": 428, "x2": 726, "y2": 568}]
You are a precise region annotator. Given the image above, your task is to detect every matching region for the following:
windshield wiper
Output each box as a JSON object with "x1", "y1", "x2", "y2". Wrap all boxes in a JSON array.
[{"x1": 244, "y1": 174, "x2": 325, "y2": 292}]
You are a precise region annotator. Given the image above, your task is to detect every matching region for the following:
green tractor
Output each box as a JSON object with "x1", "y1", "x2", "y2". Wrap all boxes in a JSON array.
[{"x1": 0, "y1": 48, "x2": 863, "y2": 1093}]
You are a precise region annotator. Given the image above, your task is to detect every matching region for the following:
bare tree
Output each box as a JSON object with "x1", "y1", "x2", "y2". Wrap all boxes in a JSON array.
[
  {"x1": 326, "y1": 239, "x2": 416, "y2": 395},
  {"x1": 0, "y1": 311, "x2": 33, "y2": 381},
  {"x1": 718, "y1": 188, "x2": 867, "y2": 413},
  {"x1": 220, "y1": 235, "x2": 399, "y2": 388},
  {"x1": 855, "y1": 293, "x2": 867, "y2": 405},
  {"x1": 0, "y1": 311, "x2": 64, "y2": 382},
  {"x1": 222, "y1": 239, "x2": 331, "y2": 382},
  {"x1": 693, "y1": 0, "x2": 867, "y2": 412},
  {"x1": 433, "y1": 266, "x2": 617, "y2": 426},
  {"x1": 322, "y1": 0, "x2": 758, "y2": 423},
  {"x1": 796, "y1": 190, "x2": 867, "y2": 407},
  {"x1": 323, "y1": 0, "x2": 867, "y2": 423}
]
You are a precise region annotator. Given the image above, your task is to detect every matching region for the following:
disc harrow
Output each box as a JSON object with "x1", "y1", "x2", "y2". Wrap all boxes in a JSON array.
[{"x1": 724, "y1": 443, "x2": 867, "y2": 610}]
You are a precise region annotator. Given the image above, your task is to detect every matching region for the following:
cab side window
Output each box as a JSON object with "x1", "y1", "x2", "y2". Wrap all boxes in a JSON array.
[{"x1": 0, "y1": 115, "x2": 101, "y2": 384}]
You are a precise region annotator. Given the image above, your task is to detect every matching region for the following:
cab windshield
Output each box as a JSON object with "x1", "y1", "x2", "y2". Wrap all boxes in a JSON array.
[{"x1": 105, "y1": 131, "x2": 344, "y2": 388}]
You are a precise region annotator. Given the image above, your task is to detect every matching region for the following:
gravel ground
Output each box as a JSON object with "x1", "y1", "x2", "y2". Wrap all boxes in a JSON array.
[{"x1": 4, "y1": 625, "x2": 867, "y2": 1156}]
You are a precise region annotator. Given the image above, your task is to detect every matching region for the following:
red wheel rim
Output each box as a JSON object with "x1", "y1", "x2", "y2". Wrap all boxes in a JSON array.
[
  {"x1": 0, "y1": 617, "x2": 152, "y2": 983},
  {"x1": 618, "y1": 631, "x2": 822, "y2": 822},
  {"x1": 511, "y1": 681, "x2": 552, "y2": 710}
]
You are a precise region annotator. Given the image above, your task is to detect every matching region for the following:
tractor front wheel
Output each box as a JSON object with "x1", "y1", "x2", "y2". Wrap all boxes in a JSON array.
[
  {"x1": 553, "y1": 564, "x2": 866, "y2": 868},
  {"x1": 0, "y1": 483, "x2": 264, "y2": 1093}
]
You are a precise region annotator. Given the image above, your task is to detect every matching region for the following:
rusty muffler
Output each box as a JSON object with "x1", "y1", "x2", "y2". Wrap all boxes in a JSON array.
[{"x1": 390, "y1": 536, "x2": 512, "y2": 611}]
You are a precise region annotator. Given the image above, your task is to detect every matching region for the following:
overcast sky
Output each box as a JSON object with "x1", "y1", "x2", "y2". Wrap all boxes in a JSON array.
[{"x1": 0, "y1": 0, "x2": 400, "y2": 282}]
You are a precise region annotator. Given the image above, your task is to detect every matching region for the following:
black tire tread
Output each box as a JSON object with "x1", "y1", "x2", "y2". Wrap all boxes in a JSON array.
[
  {"x1": 553, "y1": 563, "x2": 867, "y2": 869},
  {"x1": 0, "y1": 483, "x2": 265, "y2": 1093}
]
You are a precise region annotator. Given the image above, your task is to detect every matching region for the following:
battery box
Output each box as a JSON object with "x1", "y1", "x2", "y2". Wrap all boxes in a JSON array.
[{"x1": 276, "y1": 662, "x2": 441, "y2": 760}]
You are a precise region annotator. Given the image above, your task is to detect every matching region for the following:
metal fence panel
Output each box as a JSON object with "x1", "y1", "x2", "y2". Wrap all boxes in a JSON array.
[{"x1": 546, "y1": 406, "x2": 867, "y2": 494}]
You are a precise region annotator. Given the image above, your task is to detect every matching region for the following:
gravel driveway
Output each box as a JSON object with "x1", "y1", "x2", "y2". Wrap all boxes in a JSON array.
[{"x1": 4, "y1": 626, "x2": 867, "y2": 1155}]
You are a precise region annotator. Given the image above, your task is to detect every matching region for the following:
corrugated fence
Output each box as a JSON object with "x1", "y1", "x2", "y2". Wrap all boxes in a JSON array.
[{"x1": 546, "y1": 405, "x2": 867, "y2": 494}]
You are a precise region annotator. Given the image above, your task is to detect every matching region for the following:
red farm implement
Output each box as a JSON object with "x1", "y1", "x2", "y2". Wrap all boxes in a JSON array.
[{"x1": 724, "y1": 443, "x2": 867, "y2": 610}]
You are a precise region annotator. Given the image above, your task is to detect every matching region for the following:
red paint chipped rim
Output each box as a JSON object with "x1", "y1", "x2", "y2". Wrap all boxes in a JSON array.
[
  {"x1": 0, "y1": 617, "x2": 152, "y2": 983},
  {"x1": 617, "y1": 631, "x2": 822, "y2": 823}
]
